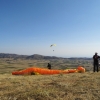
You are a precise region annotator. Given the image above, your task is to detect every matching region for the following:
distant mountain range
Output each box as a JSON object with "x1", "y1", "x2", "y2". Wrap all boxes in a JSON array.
[
  {"x1": 0, "y1": 53, "x2": 92, "y2": 60},
  {"x1": 0, "y1": 53, "x2": 63, "y2": 59}
]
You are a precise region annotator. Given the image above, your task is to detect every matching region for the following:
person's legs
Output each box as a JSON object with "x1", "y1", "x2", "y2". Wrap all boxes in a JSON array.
[
  {"x1": 97, "y1": 64, "x2": 99, "y2": 72},
  {"x1": 49, "y1": 67, "x2": 51, "y2": 69},
  {"x1": 93, "y1": 64, "x2": 95, "y2": 72}
]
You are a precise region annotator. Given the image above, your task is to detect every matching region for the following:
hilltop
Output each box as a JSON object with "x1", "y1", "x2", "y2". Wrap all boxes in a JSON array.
[
  {"x1": 0, "y1": 53, "x2": 92, "y2": 60},
  {"x1": 0, "y1": 53, "x2": 98, "y2": 100}
]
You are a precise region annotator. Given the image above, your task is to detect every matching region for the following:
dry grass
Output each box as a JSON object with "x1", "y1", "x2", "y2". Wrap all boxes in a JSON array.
[
  {"x1": 0, "y1": 58, "x2": 100, "y2": 100},
  {"x1": 0, "y1": 72, "x2": 100, "y2": 100}
]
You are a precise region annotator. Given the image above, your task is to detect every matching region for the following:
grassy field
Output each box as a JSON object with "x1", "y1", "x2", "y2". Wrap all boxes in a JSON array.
[
  {"x1": 0, "y1": 58, "x2": 100, "y2": 100},
  {"x1": 0, "y1": 58, "x2": 93, "y2": 74}
]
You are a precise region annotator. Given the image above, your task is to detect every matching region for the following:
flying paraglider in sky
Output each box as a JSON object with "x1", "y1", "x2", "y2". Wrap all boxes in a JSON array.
[
  {"x1": 50, "y1": 44, "x2": 56, "y2": 47},
  {"x1": 50, "y1": 44, "x2": 56, "y2": 51}
]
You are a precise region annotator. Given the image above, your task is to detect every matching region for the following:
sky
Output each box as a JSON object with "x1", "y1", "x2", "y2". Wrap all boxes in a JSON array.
[{"x1": 0, "y1": 0, "x2": 100, "y2": 58}]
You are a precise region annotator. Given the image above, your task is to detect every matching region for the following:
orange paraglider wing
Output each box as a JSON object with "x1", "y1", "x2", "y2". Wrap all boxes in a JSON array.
[{"x1": 12, "y1": 66, "x2": 85, "y2": 75}]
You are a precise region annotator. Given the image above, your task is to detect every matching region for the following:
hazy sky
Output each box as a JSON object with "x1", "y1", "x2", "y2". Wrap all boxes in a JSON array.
[{"x1": 0, "y1": 0, "x2": 100, "y2": 57}]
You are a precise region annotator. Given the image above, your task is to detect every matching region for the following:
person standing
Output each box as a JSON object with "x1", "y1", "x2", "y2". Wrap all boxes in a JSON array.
[
  {"x1": 93, "y1": 52, "x2": 100, "y2": 72},
  {"x1": 47, "y1": 63, "x2": 51, "y2": 69}
]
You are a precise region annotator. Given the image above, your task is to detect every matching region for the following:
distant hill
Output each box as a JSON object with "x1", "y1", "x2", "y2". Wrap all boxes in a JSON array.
[
  {"x1": 0, "y1": 53, "x2": 92, "y2": 60},
  {"x1": 0, "y1": 53, "x2": 27, "y2": 59},
  {"x1": 0, "y1": 53, "x2": 63, "y2": 59},
  {"x1": 26, "y1": 54, "x2": 63, "y2": 59}
]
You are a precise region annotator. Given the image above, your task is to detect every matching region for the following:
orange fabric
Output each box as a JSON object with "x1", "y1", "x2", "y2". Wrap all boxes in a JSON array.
[
  {"x1": 77, "y1": 66, "x2": 85, "y2": 72},
  {"x1": 68, "y1": 69, "x2": 77, "y2": 73},
  {"x1": 12, "y1": 66, "x2": 85, "y2": 75}
]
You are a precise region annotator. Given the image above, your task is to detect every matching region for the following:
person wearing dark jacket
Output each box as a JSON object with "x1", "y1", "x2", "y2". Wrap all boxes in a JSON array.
[
  {"x1": 93, "y1": 52, "x2": 100, "y2": 72},
  {"x1": 47, "y1": 63, "x2": 51, "y2": 69}
]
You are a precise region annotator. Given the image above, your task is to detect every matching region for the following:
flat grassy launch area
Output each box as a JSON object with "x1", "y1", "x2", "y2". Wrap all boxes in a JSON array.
[{"x1": 0, "y1": 58, "x2": 100, "y2": 100}]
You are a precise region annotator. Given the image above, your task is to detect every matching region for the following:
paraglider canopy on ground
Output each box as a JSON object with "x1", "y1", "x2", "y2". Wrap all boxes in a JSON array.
[{"x1": 12, "y1": 66, "x2": 85, "y2": 75}]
